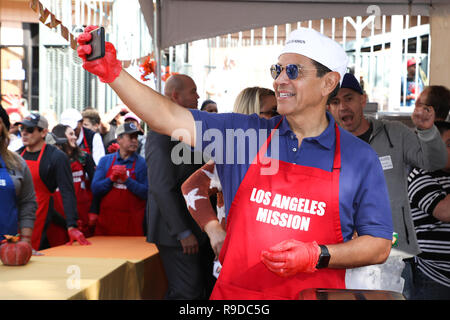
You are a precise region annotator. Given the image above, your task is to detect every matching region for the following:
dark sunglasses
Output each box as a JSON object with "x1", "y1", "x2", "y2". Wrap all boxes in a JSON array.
[
  {"x1": 19, "y1": 126, "x2": 38, "y2": 134},
  {"x1": 270, "y1": 63, "x2": 317, "y2": 80}
]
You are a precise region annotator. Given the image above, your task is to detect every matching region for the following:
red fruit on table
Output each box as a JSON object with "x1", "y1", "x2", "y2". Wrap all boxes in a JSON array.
[{"x1": 0, "y1": 235, "x2": 32, "y2": 266}]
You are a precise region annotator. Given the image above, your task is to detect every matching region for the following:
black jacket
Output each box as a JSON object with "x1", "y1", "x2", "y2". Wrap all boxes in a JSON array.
[
  {"x1": 18, "y1": 144, "x2": 78, "y2": 228},
  {"x1": 145, "y1": 130, "x2": 207, "y2": 247}
]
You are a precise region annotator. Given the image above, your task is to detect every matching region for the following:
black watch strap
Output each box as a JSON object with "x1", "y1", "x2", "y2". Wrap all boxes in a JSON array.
[{"x1": 316, "y1": 245, "x2": 331, "y2": 269}]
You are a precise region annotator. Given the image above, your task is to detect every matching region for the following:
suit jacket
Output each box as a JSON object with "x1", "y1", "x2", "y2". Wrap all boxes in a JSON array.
[{"x1": 145, "y1": 130, "x2": 207, "y2": 247}]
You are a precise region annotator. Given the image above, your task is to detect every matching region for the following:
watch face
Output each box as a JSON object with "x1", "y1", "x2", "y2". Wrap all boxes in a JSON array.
[{"x1": 316, "y1": 245, "x2": 330, "y2": 269}]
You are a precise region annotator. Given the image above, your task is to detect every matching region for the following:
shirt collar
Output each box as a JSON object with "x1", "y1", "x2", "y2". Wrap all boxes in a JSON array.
[
  {"x1": 277, "y1": 111, "x2": 336, "y2": 150},
  {"x1": 116, "y1": 150, "x2": 137, "y2": 163}
]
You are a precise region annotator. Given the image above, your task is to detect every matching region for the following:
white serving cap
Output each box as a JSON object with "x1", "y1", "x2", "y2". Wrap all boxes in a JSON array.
[{"x1": 280, "y1": 28, "x2": 348, "y2": 84}]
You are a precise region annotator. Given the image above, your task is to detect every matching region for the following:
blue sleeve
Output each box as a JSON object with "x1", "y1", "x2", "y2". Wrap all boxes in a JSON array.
[
  {"x1": 124, "y1": 156, "x2": 148, "y2": 200},
  {"x1": 91, "y1": 155, "x2": 113, "y2": 197},
  {"x1": 190, "y1": 109, "x2": 272, "y2": 160},
  {"x1": 338, "y1": 132, "x2": 394, "y2": 242},
  {"x1": 351, "y1": 148, "x2": 393, "y2": 241}
]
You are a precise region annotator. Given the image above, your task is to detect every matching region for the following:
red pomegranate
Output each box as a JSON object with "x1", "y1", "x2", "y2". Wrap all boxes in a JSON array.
[{"x1": 0, "y1": 235, "x2": 32, "y2": 266}]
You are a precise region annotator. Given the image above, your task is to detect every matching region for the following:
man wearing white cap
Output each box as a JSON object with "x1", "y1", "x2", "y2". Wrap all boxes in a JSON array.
[
  {"x1": 77, "y1": 27, "x2": 393, "y2": 299},
  {"x1": 60, "y1": 108, "x2": 105, "y2": 165}
]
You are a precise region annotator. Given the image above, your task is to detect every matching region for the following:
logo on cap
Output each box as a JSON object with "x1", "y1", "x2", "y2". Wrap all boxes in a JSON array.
[{"x1": 286, "y1": 39, "x2": 306, "y2": 44}]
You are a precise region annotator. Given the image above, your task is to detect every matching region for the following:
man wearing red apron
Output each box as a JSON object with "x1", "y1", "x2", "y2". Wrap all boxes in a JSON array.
[
  {"x1": 91, "y1": 122, "x2": 147, "y2": 236},
  {"x1": 208, "y1": 121, "x2": 345, "y2": 299},
  {"x1": 78, "y1": 26, "x2": 394, "y2": 300},
  {"x1": 17, "y1": 113, "x2": 90, "y2": 251}
]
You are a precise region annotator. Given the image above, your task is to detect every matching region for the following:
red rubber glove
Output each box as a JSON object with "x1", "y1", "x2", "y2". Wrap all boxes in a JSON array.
[
  {"x1": 77, "y1": 25, "x2": 122, "y2": 83},
  {"x1": 66, "y1": 228, "x2": 91, "y2": 246},
  {"x1": 109, "y1": 165, "x2": 125, "y2": 182},
  {"x1": 111, "y1": 165, "x2": 127, "y2": 182},
  {"x1": 109, "y1": 169, "x2": 120, "y2": 182},
  {"x1": 260, "y1": 240, "x2": 321, "y2": 277},
  {"x1": 88, "y1": 213, "x2": 98, "y2": 227},
  {"x1": 116, "y1": 167, "x2": 128, "y2": 182}
]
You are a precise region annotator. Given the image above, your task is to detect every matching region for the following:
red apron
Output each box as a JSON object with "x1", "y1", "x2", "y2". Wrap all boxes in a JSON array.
[
  {"x1": 51, "y1": 160, "x2": 93, "y2": 243},
  {"x1": 95, "y1": 155, "x2": 146, "y2": 236},
  {"x1": 210, "y1": 120, "x2": 346, "y2": 300},
  {"x1": 21, "y1": 144, "x2": 53, "y2": 251}
]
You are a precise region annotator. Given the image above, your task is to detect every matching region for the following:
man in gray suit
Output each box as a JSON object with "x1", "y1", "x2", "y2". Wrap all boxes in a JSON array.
[{"x1": 145, "y1": 74, "x2": 215, "y2": 299}]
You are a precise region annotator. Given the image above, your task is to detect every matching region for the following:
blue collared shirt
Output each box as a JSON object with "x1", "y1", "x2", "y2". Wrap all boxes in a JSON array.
[
  {"x1": 91, "y1": 151, "x2": 148, "y2": 200},
  {"x1": 190, "y1": 109, "x2": 393, "y2": 242}
]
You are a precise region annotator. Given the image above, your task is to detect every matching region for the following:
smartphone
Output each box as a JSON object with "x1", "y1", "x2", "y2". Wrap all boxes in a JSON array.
[{"x1": 86, "y1": 27, "x2": 105, "y2": 61}]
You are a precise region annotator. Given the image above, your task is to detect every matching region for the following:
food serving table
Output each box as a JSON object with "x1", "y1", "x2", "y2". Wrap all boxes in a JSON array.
[{"x1": 0, "y1": 236, "x2": 167, "y2": 300}]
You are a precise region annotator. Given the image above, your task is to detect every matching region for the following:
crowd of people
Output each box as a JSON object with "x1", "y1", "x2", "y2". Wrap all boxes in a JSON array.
[{"x1": 1, "y1": 25, "x2": 450, "y2": 300}]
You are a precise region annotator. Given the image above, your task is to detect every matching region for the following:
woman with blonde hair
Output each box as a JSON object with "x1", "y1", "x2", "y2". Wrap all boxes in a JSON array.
[
  {"x1": 0, "y1": 105, "x2": 36, "y2": 244},
  {"x1": 233, "y1": 87, "x2": 278, "y2": 118}
]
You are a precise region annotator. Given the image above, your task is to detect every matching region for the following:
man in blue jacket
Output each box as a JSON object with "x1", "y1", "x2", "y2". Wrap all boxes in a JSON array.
[{"x1": 91, "y1": 122, "x2": 147, "y2": 235}]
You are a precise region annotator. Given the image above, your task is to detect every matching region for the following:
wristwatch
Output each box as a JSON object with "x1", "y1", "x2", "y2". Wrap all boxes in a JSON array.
[{"x1": 315, "y1": 245, "x2": 331, "y2": 269}]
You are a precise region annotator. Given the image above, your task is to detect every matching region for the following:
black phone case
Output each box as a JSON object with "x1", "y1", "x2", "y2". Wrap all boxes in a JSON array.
[{"x1": 86, "y1": 27, "x2": 105, "y2": 61}]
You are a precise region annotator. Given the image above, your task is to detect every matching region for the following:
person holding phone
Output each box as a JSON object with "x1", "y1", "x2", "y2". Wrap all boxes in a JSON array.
[{"x1": 77, "y1": 27, "x2": 393, "y2": 300}]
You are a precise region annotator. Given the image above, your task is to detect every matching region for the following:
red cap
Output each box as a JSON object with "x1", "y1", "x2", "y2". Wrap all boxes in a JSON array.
[{"x1": 407, "y1": 58, "x2": 416, "y2": 68}]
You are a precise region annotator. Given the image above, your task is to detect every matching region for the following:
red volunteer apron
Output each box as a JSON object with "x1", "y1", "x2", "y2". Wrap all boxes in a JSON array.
[
  {"x1": 210, "y1": 119, "x2": 346, "y2": 300},
  {"x1": 95, "y1": 155, "x2": 146, "y2": 236},
  {"x1": 49, "y1": 160, "x2": 93, "y2": 246},
  {"x1": 21, "y1": 144, "x2": 53, "y2": 251}
]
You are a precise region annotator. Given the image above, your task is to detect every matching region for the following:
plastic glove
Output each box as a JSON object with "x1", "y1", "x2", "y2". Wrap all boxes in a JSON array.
[
  {"x1": 88, "y1": 213, "x2": 98, "y2": 227},
  {"x1": 32, "y1": 249, "x2": 44, "y2": 256},
  {"x1": 66, "y1": 228, "x2": 91, "y2": 246},
  {"x1": 116, "y1": 167, "x2": 128, "y2": 182},
  {"x1": 77, "y1": 25, "x2": 122, "y2": 83},
  {"x1": 109, "y1": 170, "x2": 120, "y2": 182},
  {"x1": 111, "y1": 165, "x2": 127, "y2": 182},
  {"x1": 260, "y1": 239, "x2": 320, "y2": 277},
  {"x1": 109, "y1": 165, "x2": 125, "y2": 182}
]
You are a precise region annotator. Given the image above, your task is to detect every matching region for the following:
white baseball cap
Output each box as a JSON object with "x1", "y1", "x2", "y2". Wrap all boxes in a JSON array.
[
  {"x1": 280, "y1": 28, "x2": 348, "y2": 84},
  {"x1": 60, "y1": 108, "x2": 82, "y2": 129}
]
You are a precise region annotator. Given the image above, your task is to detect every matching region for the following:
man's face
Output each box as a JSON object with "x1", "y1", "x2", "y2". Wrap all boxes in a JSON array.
[
  {"x1": 82, "y1": 118, "x2": 98, "y2": 132},
  {"x1": 273, "y1": 53, "x2": 325, "y2": 117},
  {"x1": 117, "y1": 132, "x2": 139, "y2": 154},
  {"x1": 21, "y1": 126, "x2": 47, "y2": 148},
  {"x1": 407, "y1": 64, "x2": 416, "y2": 77},
  {"x1": 175, "y1": 78, "x2": 199, "y2": 109},
  {"x1": 328, "y1": 88, "x2": 367, "y2": 134}
]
